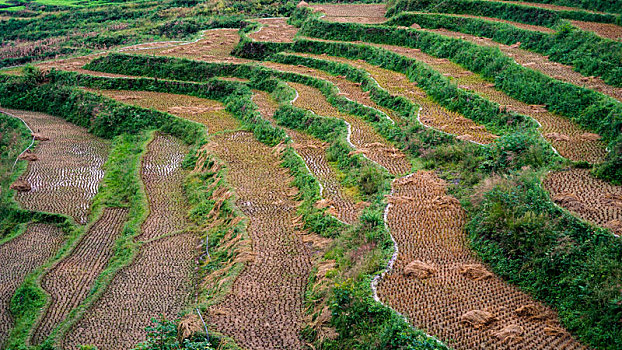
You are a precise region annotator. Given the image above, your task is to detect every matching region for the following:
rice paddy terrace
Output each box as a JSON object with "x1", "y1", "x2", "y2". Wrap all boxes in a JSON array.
[{"x1": 0, "y1": 1, "x2": 621, "y2": 350}]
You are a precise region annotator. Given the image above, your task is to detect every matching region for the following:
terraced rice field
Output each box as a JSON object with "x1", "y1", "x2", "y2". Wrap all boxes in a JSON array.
[
  {"x1": 4, "y1": 108, "x2": 110, "y2": 224},
  {"x1": 133, "y1": 29, "x2": 249, "y2": 63},
  {"x1": 544, "y1": 168, "x2": 622, "y2": 236},
  {"x1": 379, "y1": 171, "x2": 585, "y2": 349},
  {"x1": 449, "y1": 13, "x2": 554, "y2": 32},
  {"x1": 63, "y1": 134, "x2": 196, "y2": 349},
  {"x1": 423, "y1": 28, "x2": 622, "y2": 102},
  {"x1": 0, "y1": 224, "x2": 65, "y2": 347},
  {"x1": 569, "y1": 21, "x2": 622, "y2": 41},
  {"x1": 206, "y1": 131, "x2": 311, "y2": 349},
  {"x1": 32, "y1": 208, "x2": 129, "y2": 345},
  {"x1": 343, "y1": 43, "x2": 608, "y2": 163},
  {"x1": 252, "y1": 90, "x2": 362, "y2": 224},
  {"x1": 248, "y1": 17, "x2": 298, "y2": 43},
  {"x1": 312, "y1": 3, "x2": 388, "y2": 24},
  {"x1": 89, "y1": 89, "x2": 239, "y2": 134},
  {"x1": 293, "y1": 53, "x2": 499, "y2": 145},
  {"x1": 287, "y1": 81, "x2": 412, "y2": 175}
]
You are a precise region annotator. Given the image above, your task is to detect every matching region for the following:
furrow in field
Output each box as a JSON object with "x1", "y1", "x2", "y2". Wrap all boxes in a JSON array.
[
  {"x1": 248, "y1": 18, "x2": 298, "y2": 43},
  {"x1": 3, "y1": 108, "x2": 110, "y2": 224},
  {"x1": 291, "y1": 53, "x2": 500, "y2": 145},
  {"x1": 544, "y1": 168, "x2": 622, "y2": 236},
  {"x1": 63, "y1": 134, "x2": 196, "y2": 350},
  {"x1": 206, "y1": 130, "x2": 311, "y2": 350},
  {"x1": 32, "y1": 208, "x2": 129, "y2": 345},
  {"x1": 569, "y1": 20, "x2": 622, "y2": 41},
  {"x1": 286, "y1": 81, "x2": 412, "y2": 176},
  {"x1": 0, "y1": 224, "x2": 65, "y2": 347},
  {"x1": 380, "y1": 171, "x2": 585, "y2": 350},
  {"x1": 312, "y1": 4, "x2": 387, "y2": 24},
  {"x1": 253, "y1": 90, "x2": 361, "y2": 225},
  {"x1": 423, "y1": 28, "x2": 622, "y2": 101},
  {"x1": 324, "y1": 43, "x2": 608, "y2": 163}
]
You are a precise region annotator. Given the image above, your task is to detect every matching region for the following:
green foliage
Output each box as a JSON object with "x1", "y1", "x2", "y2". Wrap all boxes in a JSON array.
[
  {"x1": 502, "y1": 0, "x2": 622, "y2": 14},
  {"x1": 467, "y1": 173, "x2": 622, "y2": 349},
  {"x1": 134, "y1": 317, "x2": 214, "y2": 350},
  {"x1": 386, "y1": 0, "x2": 621, "y2": 26},
  {"x1": 385, "y1": 12, "x2": 622, "y2": 87}
]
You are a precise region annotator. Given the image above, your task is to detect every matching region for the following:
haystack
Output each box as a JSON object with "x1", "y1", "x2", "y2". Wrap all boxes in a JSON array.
[
  {"x1": 494, "y1": 325, "x2": 524, "y2": 343},
  {"x1": 296, "y1": 1, "x2": 308, "y2": 8},
  {"x1": 545, "y1": 132, "x2": 570, "y2": 141},
  {"x1": 315, "y1": 198, "x2": 335, "y2": 210},
  {"x1": 177, "y1": 314, "x2": 202, "y2": 341},
  {"x1": 544, "y1": 325, "x2": 567, "y2": 337},
  {"x1": 580, "y1": 132, "x2": 601, "y2": 141},
  {"x1": 31, "y1": 132, "x2": 49, "y2": 141},
  {"x1": 458, "y1": 264, "x2": 492, "y2": 280},
  {"x1": 411, "y1": 23, "x2": 422, "y2": 29},
  {"x1": 515, "y1": 304, "x2": 549, "y2": 320},
  {"x1": 460, "y1": 310, "x2": 497, "y2": 328},
  {"x1": 10, "y1": 180, "x2": 31, "y2": 192},
  {"x1": 18, "y1": 152, "x2": 38, "y2": 161},
  {"x1": 403, "y1": 260, "x2": 437, "y2": 279}
]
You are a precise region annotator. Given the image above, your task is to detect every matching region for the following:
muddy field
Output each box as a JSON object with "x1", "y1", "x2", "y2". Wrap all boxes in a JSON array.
[
  {"x1": 63, "y1": 134, "x2": 196, "y2": 349},
  {"x1": 0, "y1": 224, "x2": 65, "y2": 347},
  {"x1": 378, "y1": 171, "x2": 585, "y2": 349},
  {"x1": 4, "y1": 108, "x2": 110, "y2": 224},
  {"x1": 545, "y1": 168, "x2": 622, "y2": 235},
  {"x1": 32, "y1": 208, "x2": 128, "y2": 345}
]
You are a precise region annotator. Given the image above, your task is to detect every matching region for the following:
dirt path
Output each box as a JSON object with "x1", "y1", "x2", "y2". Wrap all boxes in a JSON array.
[
  {"x1": 63, "y1": 134, "x2": 196, "y2": 349},
  {"x1": 253, "y1": 90, "x2": 361, "y2": 224},
  {"x1": 293, "y1": 53, "x2": 499, "y2": 145},
  {"x1": 425, "y1": 28, "x2": 622, "y2": 102},
  {"x1": 249, "y1": 18, "x2": 298, "y2": 43},
  {"x1": 333, "y1": 43, "x2": 608, "y2": 163},
  {"x1": 379, "y1": 171, "x2": 586, "y2": 349},
  {"x1": 32, "y1": 208, "x2": 129, "y2": 345},
  {"x1": 0, "y1": 224, "x2": 65, "y2": 347},
  {"x1": 287, "y1": 81, "x2": 412, "y2": 176},
  {"x1": 2, "y1": 108, "x2": 110, "y2": 224},
  {"x1": 544, "y1": 168, "x2": 622, "y2": 235},
  {"x1": 206, "y1": 131, "x2": 311, "y2": 349}
]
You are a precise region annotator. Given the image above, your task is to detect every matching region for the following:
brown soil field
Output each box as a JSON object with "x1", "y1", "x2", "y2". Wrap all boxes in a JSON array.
[
  {"x1": 544, "y1": 168, "x2": 622, "y2": 235},
  {"x1": 260, "y1": 60, "x2": 404, "y2": 124},
  {"x1": 286, "y1": 81, "x2": 412, "y2": 176},
  {"x1": 89, "y1": 89, "x2": 239, "y2": 134},
  {"x1": 134, "y1": 29, "x2": 249, "y2": 64},
  {"x1": 248, "y1": 18, "x2": 298, "y2": 43},
  {"x1": 351, "y1": 43, "x2": 608, "y2": 163},
  {"x1": 36, "y1": 55, "x2": 131, "y2": 78},
  {"x1": 32, "y1": 208, "x2": 129, "y2": 345},
  {"x1": 3, "y1": 108, "x2": 111, "y2": 224},
  {"x1": 0, "y1": 224, "x2": 65, "y2": 346},
  {"x1": 570, "y1": 20, "x2": 622, "y2": 41},
  {"x1": 378, "y1": 171, "x2": 585, "y2": 349},
  {"x1": 312, "y1": 4, "x2": 387, "y2": 24},
  {"x1": 253, "y1": 90, "x2": 362, "y2": 224},
  {"x1": 293, "y1": 52, "x2": 499, "y2": 145},
  {"x1": 206, "y1": 131, "x2": 311, "y2": 349},
  {"x1": 138, "y1": 133, "x2": 189, "y2": 240},
  {"x1": 63, "y1": 134, "x2": 196, "y2": 349},
  {"x1": 488, "y1": 0, "x2": 605, "y2": 14},
  {"x1": 425, "y1": 28, "x2": 622, "y2": 101}
]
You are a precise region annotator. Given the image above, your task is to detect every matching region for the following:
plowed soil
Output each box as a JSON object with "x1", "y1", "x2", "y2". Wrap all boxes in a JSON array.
[
  {"x1": 253, "y1": 90, "x2": 361, "y2": 224},
  {"x1": 312, "y1": 4, "x2": 387, "y2": 24},
  {"x1": 293, "y1": 53, "x2": 499, "y2": 145},
  {"x1": 286, "y1": 81, "x2": 412, "y2": 176},
  {"x1": 544, "y1": 168, "x2": 622, "y2": 235},
  {"x1": 4, "y1": 108, "x2": 110, "y2": 224},
  {"x1": 0, "y1": 224, "x2": 65, "y2": 346},
  {"x1": 570, "y1": 20, "x2": 622, "y2": 41},
  {"x1": 353, "y1": 43, "x2": 608, "y2": 163},
  {"x1": 425, "y1": 28, "x2": 622, "y2": 101},
  {"x1": 378, "y1": 171, "x2": 585, "y2": 350},
  {"x1": 63, "y1": 134, "x2": 196, "y2": 349},
  {"x1": 206, "y1": 131, "x2": 311, "y2": 350},
  {"x1": 32, "y1": 208, "x2": 129, "y2": 345},
  {"x1": 89, "y1": 89, "x2": 239, "y2": 134},
  {"x1": 249, "y1": 18, "x2": 298, "y2": 43}
]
